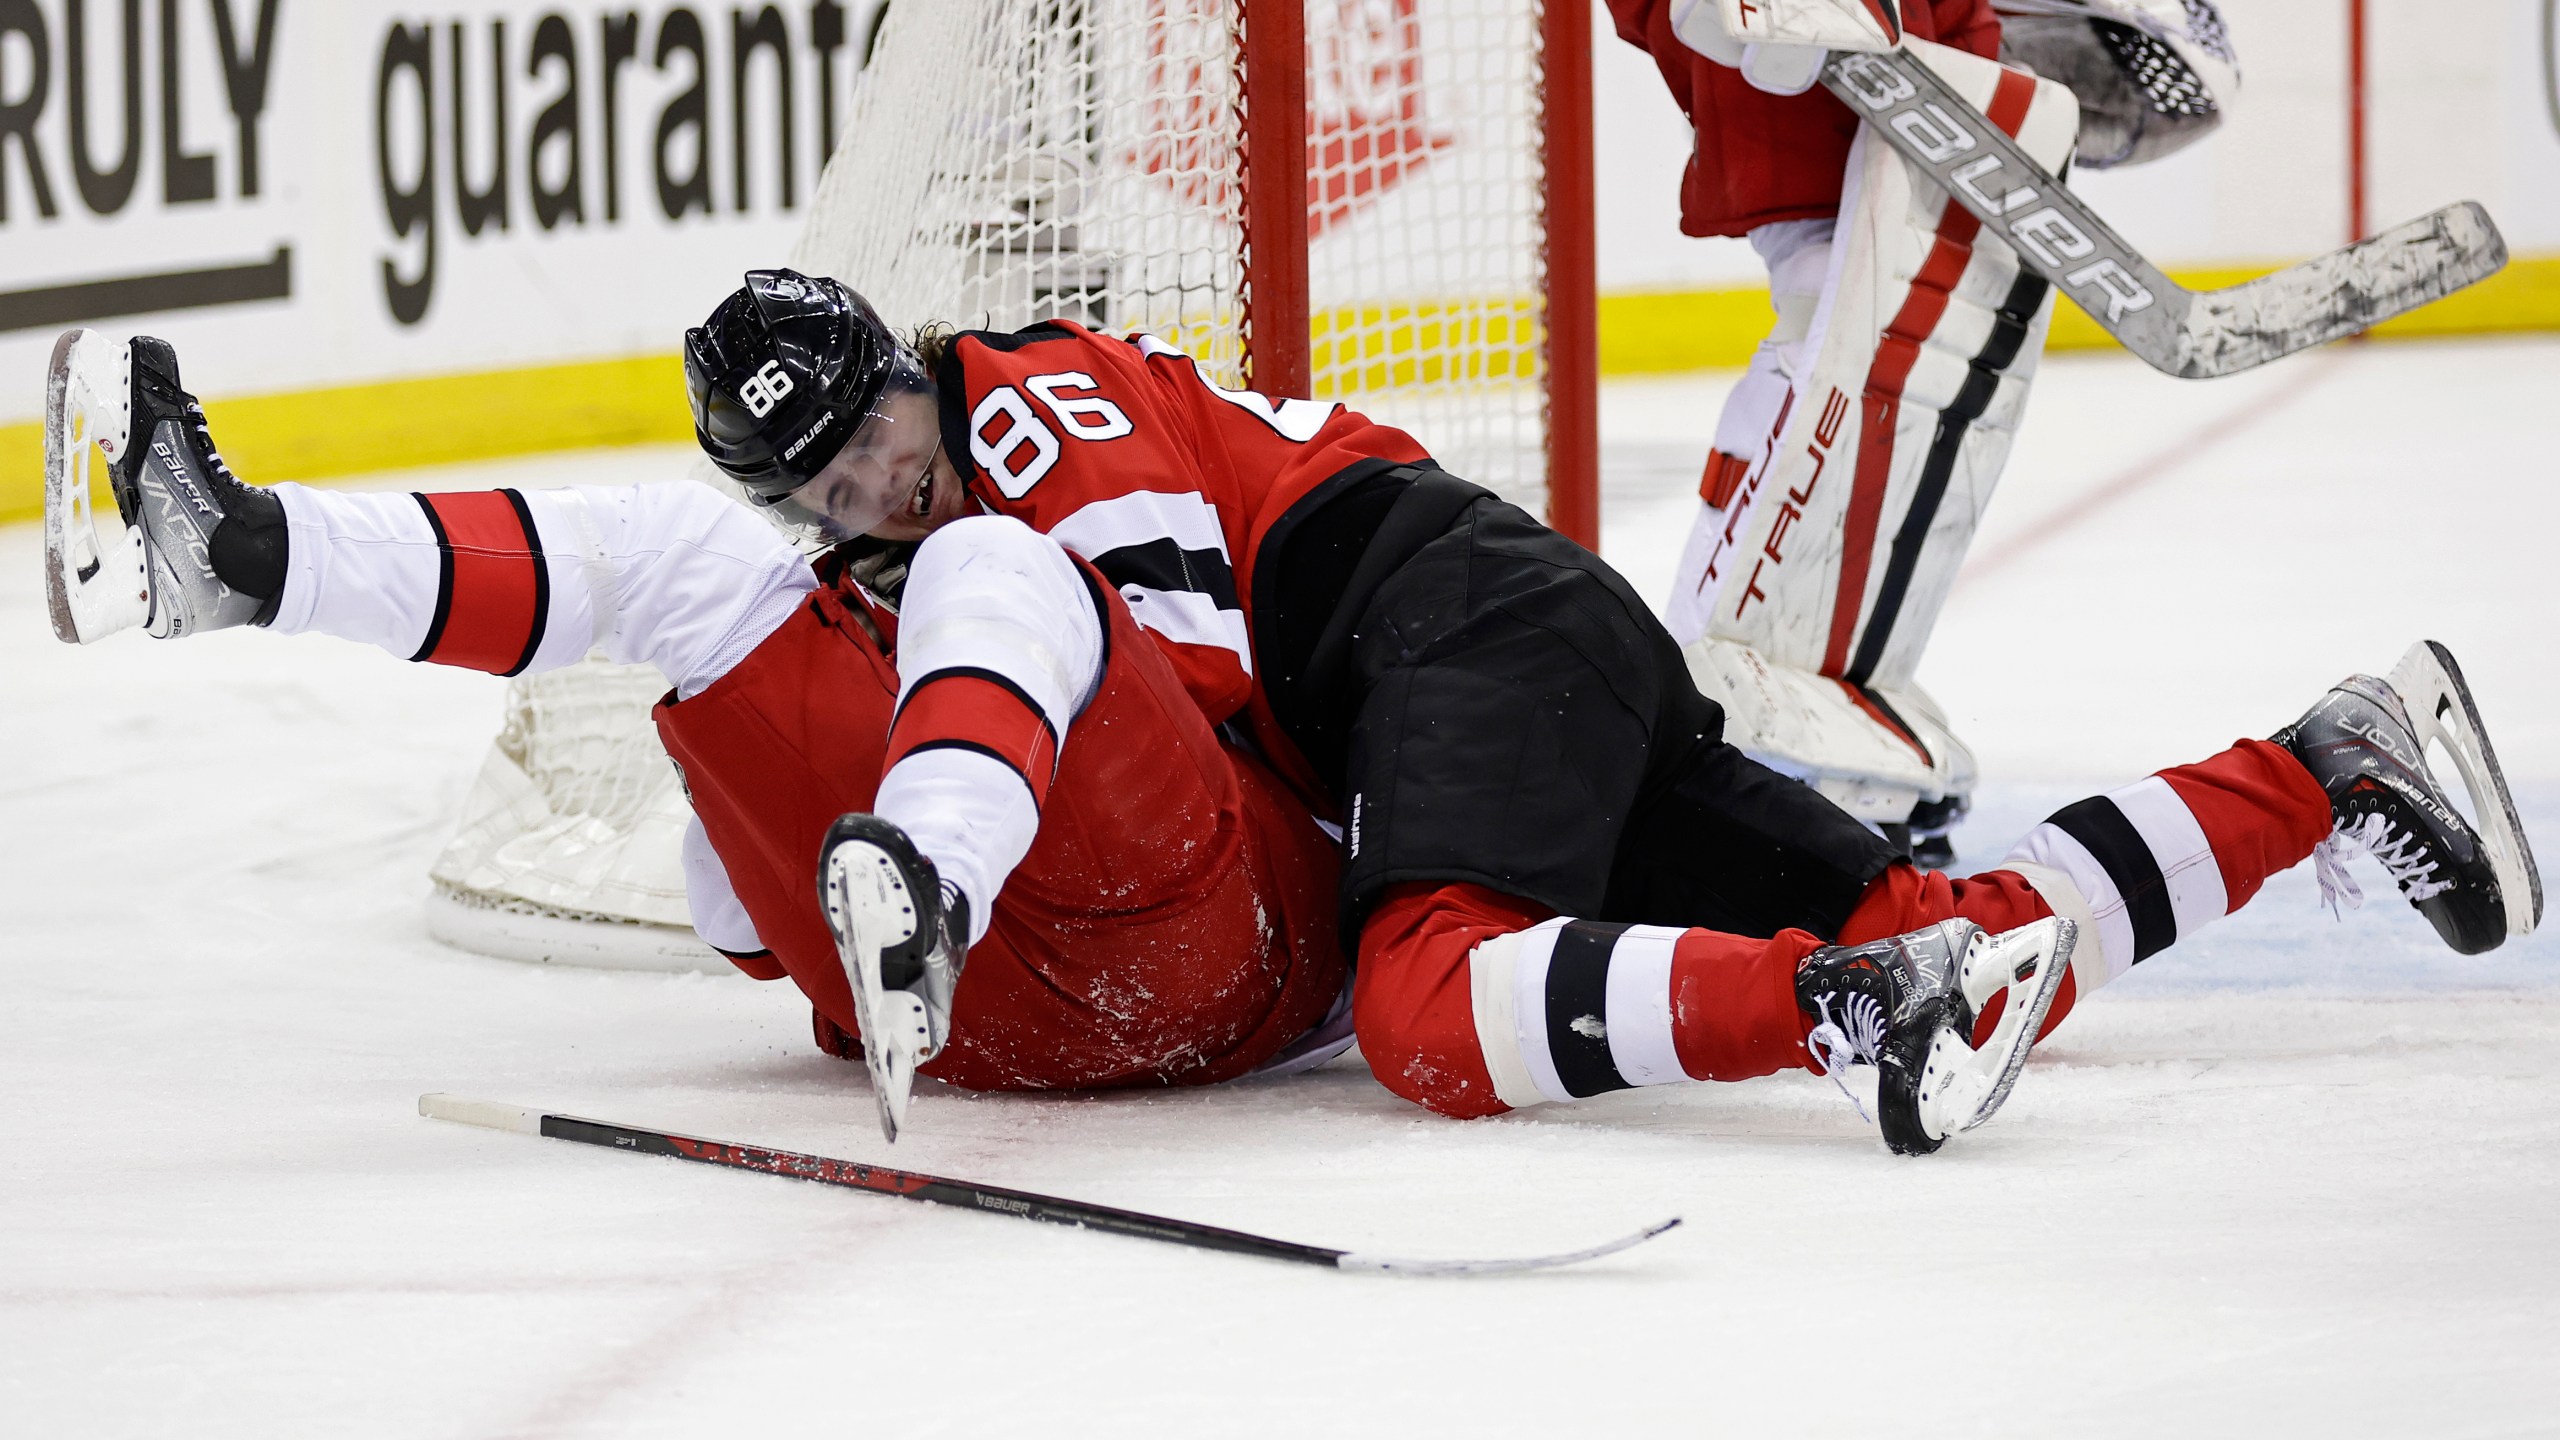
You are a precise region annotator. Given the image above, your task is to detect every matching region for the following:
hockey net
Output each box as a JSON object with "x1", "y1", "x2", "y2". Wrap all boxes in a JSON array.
[{"x1": 426, "y1": 0, "x2": 1595, "y2": 970}]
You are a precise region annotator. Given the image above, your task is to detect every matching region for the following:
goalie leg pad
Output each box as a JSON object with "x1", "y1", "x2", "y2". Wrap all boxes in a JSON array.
[
  {"x1": 1696, "y1": 49, "x2": 2077, "y2": 692},
  {"x1": 1683, "y1": 634, "x2": 1975, "y2": 830},
  {"x1": 1666, "y1": 217, "x2": 1834, "y2": 647}
]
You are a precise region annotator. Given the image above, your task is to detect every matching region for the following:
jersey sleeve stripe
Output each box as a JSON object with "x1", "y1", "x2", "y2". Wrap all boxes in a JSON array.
[
  {"x1": 1044, "y1": 489, "x2": 1233, "y2": 570},
  {"x1": 406, "y1": 489, "x2": 547, "y2": 674},
  {"x1": 1085, "y1": 538, "x2": 1240, "y2": 610},
  {"x1": 1113, "y1": 587, "x2": 1253, "y2": 677},
  {"x1": 1044, "y1": 491, "x2": 1248, "y2": 677}
]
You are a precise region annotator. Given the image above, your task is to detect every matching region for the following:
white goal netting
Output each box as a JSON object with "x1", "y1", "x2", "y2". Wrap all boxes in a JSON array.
[{"x1": 427, "y1": 0, "x2": 1572, "y2": 970}]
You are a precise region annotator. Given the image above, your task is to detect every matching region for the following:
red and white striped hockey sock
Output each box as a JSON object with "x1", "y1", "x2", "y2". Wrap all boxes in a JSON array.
[
  {"x1": 1457, "y1": 911, "x2": 1815, "y2": 1111},
  {"x1": 1470, "y1": 919, "x2": 1701, "y2": 1103},
  {"x1": 1998, "y1": 739, "x2": 2333, "y2": 993},
  {"x1": 1386, "y1": 742, "x2": 2333, "y2": 1118}
]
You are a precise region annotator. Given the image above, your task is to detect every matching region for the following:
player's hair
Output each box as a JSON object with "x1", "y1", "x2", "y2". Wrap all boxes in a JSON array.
[{"x1": 906, "y1": 323, "x2": 959, "y2": 377}]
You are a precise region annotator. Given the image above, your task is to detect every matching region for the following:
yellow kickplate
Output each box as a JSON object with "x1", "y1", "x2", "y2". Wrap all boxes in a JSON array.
[
  {"x1": 1, "y1": 352, "x2": 692, "y2": 525},
  {"x1": 7, "y1": 255, "x2": 2554, "y2": 524}
]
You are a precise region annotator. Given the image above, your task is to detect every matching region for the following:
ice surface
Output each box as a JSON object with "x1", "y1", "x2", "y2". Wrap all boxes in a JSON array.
[{"x1": 6, "y1": 340, "x2": 2555, "y2": 1437}]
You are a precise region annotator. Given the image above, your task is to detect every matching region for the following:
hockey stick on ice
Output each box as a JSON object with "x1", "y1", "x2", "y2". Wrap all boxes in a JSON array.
[
  {"x1": 1821, "y1": 48, "x2": 2508, "y2": 379},
  {"x1": 421, "y1": 1095, "x2": 1680, "y2": 1275}
]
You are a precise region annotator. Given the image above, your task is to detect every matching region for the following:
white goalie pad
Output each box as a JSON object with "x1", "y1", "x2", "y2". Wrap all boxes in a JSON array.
[
  {"x1": 1670, "y1": 0, "x2": 1902, "y2": 93},
  {"x1": 1686, "y1": 634, "x2": 1974, "y2": 829},
  {"x1": 1678, "y1": 43, "x2": 2073, "y2": 822},
  {"x1": 42, "y1": 329, "x2": 147, "y2": 645},
  {"x1": 1691, "y1": 41, "x2": 2076, "y2": 694}
]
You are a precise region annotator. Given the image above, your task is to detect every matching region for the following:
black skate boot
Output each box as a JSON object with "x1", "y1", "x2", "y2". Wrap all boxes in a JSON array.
[
  {"x1": 2274, "y1": 641, "x2": 2542, "y2": 954},
  {"x1": 1795, "y1": 915, "x2": 2075, "y2": 1155},
  {"x1": 818, "y1": 813, "x2": 972, "y2": 1143},
  {"x1": 42, "y1": 329, "x2": 286, "y2": 643}
]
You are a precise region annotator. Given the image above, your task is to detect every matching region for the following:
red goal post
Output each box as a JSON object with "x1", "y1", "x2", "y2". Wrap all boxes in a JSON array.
[{"x1": 1239, "y1": 0, "x2": 1599, "y2": 545}]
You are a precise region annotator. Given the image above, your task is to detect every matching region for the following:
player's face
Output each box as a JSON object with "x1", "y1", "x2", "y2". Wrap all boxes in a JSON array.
[
  {"x1": 866, "y1": 437, "x2": 970, "y2": 542},
  {"x1": 791, "y1": 382, "x2": 945, "y2": 541}
]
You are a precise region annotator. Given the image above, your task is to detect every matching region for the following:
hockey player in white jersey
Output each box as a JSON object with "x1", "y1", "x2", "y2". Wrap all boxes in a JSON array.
[{"x1": 1614, "y1": 0, "x2": 2240, "y2": 863}]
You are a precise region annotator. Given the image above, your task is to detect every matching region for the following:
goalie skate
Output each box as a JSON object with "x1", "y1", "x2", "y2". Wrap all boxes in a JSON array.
[
  {"x1": 819, "y1": 813, "x2": 970, "y2": 1143},
  {"x1": 1797, "y1": 915, "x2": 2076, "y2": 1154}
]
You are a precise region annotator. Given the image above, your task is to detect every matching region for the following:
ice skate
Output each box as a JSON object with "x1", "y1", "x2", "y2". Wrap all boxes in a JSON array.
[
  {"x1": 1795, "y1": 915, "x2": 2076, "y2": 1155},
  {"x1": 818, "y1": 813, "x2": 972, "y2": 1143},
  {"x1": 1907, "y1": 794, "x2": 1967, "y2": 870},
  {"x1": 2276, "y1": 641, "x2": 2541, "y2": 954},
  {"x1": 42, "y1": 330, "x2": 285, "y2": 644}
]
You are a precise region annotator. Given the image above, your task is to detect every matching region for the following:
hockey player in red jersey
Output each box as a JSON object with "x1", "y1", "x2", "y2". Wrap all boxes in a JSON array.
[
  {"x1": 47, "y1": 258, "x2": 2540, "y2": 1155},
  {"x1": 1606, "y1": 0, "x2": 2241, "y2": 865}
]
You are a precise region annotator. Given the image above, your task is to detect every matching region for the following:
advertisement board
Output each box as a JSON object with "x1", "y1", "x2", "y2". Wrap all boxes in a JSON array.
[{"x1": 3, "y1": 1, "x2": 2557, "y2": 517}]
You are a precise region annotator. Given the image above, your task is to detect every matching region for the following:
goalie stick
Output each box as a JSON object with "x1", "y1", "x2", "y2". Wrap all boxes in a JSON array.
[
  {"x1": 1821, "y1": 47, "x2": 2508, "y2": 379},
  {"x1": 420, "y1": 1094, "x2": 1680, "y2": 1275}
]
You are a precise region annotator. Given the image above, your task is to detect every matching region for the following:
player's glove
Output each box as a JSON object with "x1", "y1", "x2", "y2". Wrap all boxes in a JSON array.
[{"x1": 1668, "y1": 0, "x2": 1905, "y2": 96}]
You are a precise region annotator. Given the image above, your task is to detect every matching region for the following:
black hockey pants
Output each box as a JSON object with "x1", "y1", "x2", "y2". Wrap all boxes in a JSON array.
[{"x1": 1255, "y1": 464, "x2": 1899, "y2": 938}]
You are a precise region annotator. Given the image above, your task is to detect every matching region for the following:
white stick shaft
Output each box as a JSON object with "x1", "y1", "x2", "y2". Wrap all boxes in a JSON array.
[{"x1": 418, "y1": 1093, "x2": 544, "y2": 1135}]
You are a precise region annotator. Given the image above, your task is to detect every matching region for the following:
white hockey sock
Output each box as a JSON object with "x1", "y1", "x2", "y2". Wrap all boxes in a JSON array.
[{"x1": 267, "y1": 483, "x2": 445, "y2": 657}]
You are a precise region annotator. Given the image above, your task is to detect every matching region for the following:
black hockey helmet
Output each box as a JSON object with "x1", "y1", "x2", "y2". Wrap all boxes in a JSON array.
[{"x1": 685, "y1": 269, "x2": 939, "y2": 542}]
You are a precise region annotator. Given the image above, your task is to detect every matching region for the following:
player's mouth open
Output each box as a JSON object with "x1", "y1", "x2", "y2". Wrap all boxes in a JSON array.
[{"x1": 911, "y1": 469, "x2": 933, "y2": 518}]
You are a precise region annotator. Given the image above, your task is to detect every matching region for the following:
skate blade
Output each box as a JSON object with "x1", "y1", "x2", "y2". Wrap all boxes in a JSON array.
[
  {"x1": 2387, "y1": 641, "x2": 2543, "y2": 938},
  {"x1": 1918, "y1": 916, "x2": 2076, "y2": 1140},
  {"x1": 822, "y1": 838, "x2": 929, "y2": 1144},
  {"x1": 42, "y1": 329, "x2": 145, "y2": 644}
]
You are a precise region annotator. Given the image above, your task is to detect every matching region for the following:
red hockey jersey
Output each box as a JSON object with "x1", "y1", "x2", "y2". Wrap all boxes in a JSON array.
[
  {"x1": 937, "y1": 322, "x2": 1431, "y2": 802},
  {"x1": 653, "y1": 562, "x2": 1344, "y2": 1090},
  {"x1": 1604, "y1": 0, "x2": 2002, "y2": 237}
]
